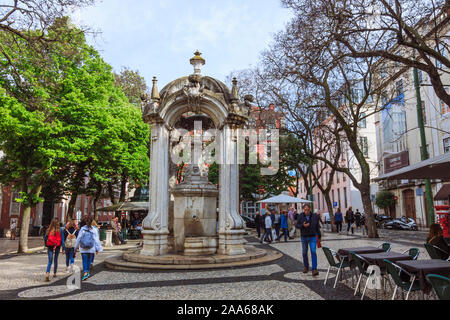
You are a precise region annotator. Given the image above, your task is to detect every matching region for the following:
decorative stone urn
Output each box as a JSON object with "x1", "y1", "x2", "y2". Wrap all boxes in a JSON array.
[{"x1": 171, "y1": 164, "x2": 218, "y2": 255}]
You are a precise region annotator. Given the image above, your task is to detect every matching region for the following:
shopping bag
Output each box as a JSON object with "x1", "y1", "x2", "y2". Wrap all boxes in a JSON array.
[
  {"x1": 289, "y1": 227, "x2": 296, "y2": 238},
  {"x1": 272, "y1": 229, "x2": 277, "y2": 240},
  {"x1": 316, "y1": 235, "x2": 322, "y2": 248}
]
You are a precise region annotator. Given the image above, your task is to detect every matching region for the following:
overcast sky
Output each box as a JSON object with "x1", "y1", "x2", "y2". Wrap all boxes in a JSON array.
[{"x1": 73, "y1": 0, "x2": 292, "y2": 89}]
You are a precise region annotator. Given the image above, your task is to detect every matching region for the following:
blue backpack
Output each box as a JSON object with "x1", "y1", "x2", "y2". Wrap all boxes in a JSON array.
[{"x1": 80, "y1": 228, "x2": 95, "y2": 249}]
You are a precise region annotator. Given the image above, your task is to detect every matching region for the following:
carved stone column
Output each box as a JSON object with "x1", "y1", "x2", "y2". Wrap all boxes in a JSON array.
[
  {"x1": 218, "y1": 124, "x2": 246, "y2": 256},
  {"x1": 141, "y1": 122, "x2": 170, "y2": 256}
]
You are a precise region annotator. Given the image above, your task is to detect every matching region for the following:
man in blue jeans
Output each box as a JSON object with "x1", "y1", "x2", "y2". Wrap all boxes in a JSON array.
[{"x1": 296, "y1": 204, "x2": 321, "y2": 277}]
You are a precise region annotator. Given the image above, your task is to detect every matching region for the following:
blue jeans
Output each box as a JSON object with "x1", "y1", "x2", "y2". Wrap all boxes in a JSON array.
[
  {"x1": 46, "y1": 247, "x2": 60, "y2": 274},
  {"x1": 301, "y1": 236, "x2": 318, "y2": 271},
  {"x1": 263, "y1": 228, "x2": 272, "y2": 242},
  {"x1": 65, "y1": 248, "x2": 75, "y2": 267},
  {"x1": 81, "y1": 253, "x2": 94, "y2": 273}
]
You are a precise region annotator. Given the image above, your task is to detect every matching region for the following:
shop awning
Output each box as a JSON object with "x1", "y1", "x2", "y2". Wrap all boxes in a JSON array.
[
  {"x1": 374, "y1": 152, "x2": 450, "y2": 181},
  {"x1": 95, "y1": 201, "x2": 149, "y2": 212},
  {"x1": 434, "y1": 184, "x2": 450, "y2": 201}
]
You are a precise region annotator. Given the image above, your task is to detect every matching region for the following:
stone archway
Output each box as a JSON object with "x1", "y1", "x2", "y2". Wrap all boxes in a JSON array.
[{"x1": 140, "y1": 52, "x2": 253, "y2": 256}]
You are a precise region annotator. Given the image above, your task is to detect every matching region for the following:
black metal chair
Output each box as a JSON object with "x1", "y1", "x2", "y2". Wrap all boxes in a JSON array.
[
  {"x1": 322, "y1": 247, "x2": 351, "y2": 288},
  {"x1": 378, "y1": 242, "x2": 392, "y2": 252},
  {"x1": 402, "y1": 248, "x2": 420, "y2": 260}
]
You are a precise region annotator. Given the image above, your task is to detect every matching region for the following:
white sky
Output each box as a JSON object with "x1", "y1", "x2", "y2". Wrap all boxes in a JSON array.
[{"x1": 72, "y1": 0, "x2": 292, "y2": 89}]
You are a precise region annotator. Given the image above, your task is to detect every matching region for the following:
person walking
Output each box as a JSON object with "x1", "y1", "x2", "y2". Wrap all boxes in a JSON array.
[
  {"x1": 280, "y1": 211, "x2": 289, "y2": 242},
  {"x1": 74, "y1": 216, "x2": 103, "y2": 281},
  {"x1": 274, "y1": 211, "x2": 281, "y2": 242},
  {"x1": 263, "y1": 212, "x2": 273, "y2": 244},
  {"x1": 355, "y1": 209, "x2": 362, "y2": 231},
  {"x1": 288, "y1": 208, "x2": 295, "y2": 239},
  {"x1": 44, "y1": 218, "x2": 64, "y2": 282},
  {"x1": 63, "y1": 221, "x2": 79, "y2": 273},
  {"x1": 334, "y1": 208, "x2": 343, "y2": 234},
  {"x1": 254, "y1": 211, "x2": 262, "y2": 238},
  {"x1": 89, "y1": 219, "x2": 102, "y2": 269},
  {"x1": 296, "y1": 204, "x2": 321, "y2": 276},
  {"x1": 9, "y1": 219, "x2": 17, "y2": 240},
  {"x1": 345, "y1": 207, "x2": 355, "y2": 235}
]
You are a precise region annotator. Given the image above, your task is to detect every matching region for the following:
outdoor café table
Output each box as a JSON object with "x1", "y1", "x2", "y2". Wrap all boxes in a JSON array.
[
  {"x1": 359, "y1": 251, "x2": 413, "y2": 273},
  {"x1": 337, "y1": 247, "x2": 385, "y2": 263},
  {"x1": 396, "y1": 260, "x2": 450, "y2": 294}
]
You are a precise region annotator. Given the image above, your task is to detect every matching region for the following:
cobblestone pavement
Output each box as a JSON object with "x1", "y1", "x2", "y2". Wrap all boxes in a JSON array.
[
  {"x1": 0, "y1": 229, "x2": 433, "y2": 300},
  {"x1": 0, "y1": 237, "x2": 46, "y2": 255}
]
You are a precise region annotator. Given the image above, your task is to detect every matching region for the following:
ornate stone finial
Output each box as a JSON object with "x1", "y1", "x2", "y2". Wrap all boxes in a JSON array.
[
  {"x1": 151, "y1": 76, "x2": 160, "y2": 101},
  {"x1": 190, "y1": 50, "x2": 206, "y2": 75},
  {"x1": 231, "y1": 77, "x2": 239, "y2": 102}
]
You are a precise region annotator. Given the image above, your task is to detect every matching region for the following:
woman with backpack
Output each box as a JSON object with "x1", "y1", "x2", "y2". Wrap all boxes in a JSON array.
[
  {"x1": 63, "y1": 221, "x2": 79, "y2": 273},
  {"x1": 44, "y1": 218, "x2": 64, "y2": 282},
  {"x1": 74, "y1": 216, "x2": 103, "y2": 281}
]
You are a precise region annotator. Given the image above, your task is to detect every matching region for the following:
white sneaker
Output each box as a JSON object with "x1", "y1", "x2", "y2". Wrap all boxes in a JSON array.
[{"x1": 66, "y1": 266, "x2": 70, "y2": 273}]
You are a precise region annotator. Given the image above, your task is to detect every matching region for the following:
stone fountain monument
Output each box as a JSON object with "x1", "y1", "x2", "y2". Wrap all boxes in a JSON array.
[{"x1": 105, "y1": 52, "x2": 282, "y2": 270}]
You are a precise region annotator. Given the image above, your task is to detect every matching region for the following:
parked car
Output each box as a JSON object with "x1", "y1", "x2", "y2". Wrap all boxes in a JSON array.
[
  {"x1": 383, "y1": 216, "x2": 418, "y2": 231},
  {"x1": 241, "y1": 215, "x2": 256, "y2": 229}
]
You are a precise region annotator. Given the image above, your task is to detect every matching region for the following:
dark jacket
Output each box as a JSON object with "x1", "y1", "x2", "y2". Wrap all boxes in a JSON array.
[
  {"x1": 355, "y1": 212, "x2": 362, "y2": 224},
  {"x1": 254, "y1": 214, "x2": 262, "y2": 227},
  {"x1": 334, "y1": 211, "x2": 343, "y2": 222},
  {"x1": 296, "y1": 213, "x2": 321, "y2": 238},
  {"x1": 345, "y1": 210, "x2": 355, "y2": 223},
  {"x1": 429, "y1": 236, "x2": 450, "y2": 260}
]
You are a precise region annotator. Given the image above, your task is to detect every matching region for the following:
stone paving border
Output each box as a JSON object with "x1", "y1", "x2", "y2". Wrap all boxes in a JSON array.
[{"x1": 105, "y1": 246, "x2": 283, "y2": 271}]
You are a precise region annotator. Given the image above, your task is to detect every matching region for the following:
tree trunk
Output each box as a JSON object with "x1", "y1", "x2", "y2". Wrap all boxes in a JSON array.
[
  {"x1": 93, "y1": 182, "x2": 102, "y2": 222},
  {"x1": 108, "y1": 182, "x2": 117, "y2": 205},
  {"x1": 18, "y1": 185, "x2": 42, "y2": 254},
  {"x1": 324, "y1": 193, "x2": 337, "y2": 233},
  {"x1": 66, "y1": 191, "x2": 78, "y2": 222},
  {"x1": 119, "y1": 175, "x2": 127, "y2": 203},
  {"x1": 360, "y1": 188, "x2": 379, "y2": 238}
]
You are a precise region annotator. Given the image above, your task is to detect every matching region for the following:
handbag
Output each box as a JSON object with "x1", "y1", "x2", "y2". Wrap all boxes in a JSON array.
[{"x1": 316, "y1": 235, "x2": 322, "y2": 248}]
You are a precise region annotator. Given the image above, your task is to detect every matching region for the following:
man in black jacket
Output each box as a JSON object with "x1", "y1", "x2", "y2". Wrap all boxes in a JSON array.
[
  {"x1": 254, "y1": 211, "x2": 262, "y2": 238},
  {"x1": 345, "y1": 207, "x2": 355, "y2": 235},
  {"x1": 296, "y1": 204, "x2": 321, "y2": 277}
]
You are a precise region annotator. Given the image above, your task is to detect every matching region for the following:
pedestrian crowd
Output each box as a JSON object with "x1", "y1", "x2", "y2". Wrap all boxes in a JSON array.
[
  {"x1": 253, "y1": 204, "x2": 370, "y2": 278},
  {"x1": 42, "y1": 215, "x2": 130, "y2": 282}
]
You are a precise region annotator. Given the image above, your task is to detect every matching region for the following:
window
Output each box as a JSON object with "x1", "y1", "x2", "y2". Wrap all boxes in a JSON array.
[
  {"x1": 344, "y1": 187, "x2": 348, "y2": 210},
  {"x1": 10, "y1": 191, "x2": 21, "y2": 216},
  {"x1": 395, "y1": 79, "x2": 404, "y2": 97},
  {"x1": 84, "y1": 197, "x2": 88, "y2": 215},
  {"x1": 380, "y1": 66, "x2": 387, "y2": 79},
  {"x1": 359, "y1": 136, "x2": 369, "y2": 158},
  {"x1": 75, "y1": 196, "x2": 81, "y2": 212},
  {"x1": 444, "y1": 138, "x2": 450, "y2": 153},
  {"x1": 359, "y1": 112, "x2": 367, "y2": 128},
  {"x1": 336, "y1": 172, "x2": 340, "y2": 183},
  {"x1": 421, "y1": 101, "x2": 427, "y2": 124},
  {"x1": 317, "y1": 193, "x2": 320, "y2": 210},
  {"x1": 415, "y1": 69, "x2": 423, "y2": 84},
  {"x1": 343, "y1": 173, "x2": 346, "y2": 182},
  {"x1": 436, "y1": 44, "x2": 447, "y2": 69},
  {"x1": 337, "y1": 189, "x2": 341, "y2": 208},
  {"x1": 332, "y1": 190, "x2": 335, "y2": 204}
]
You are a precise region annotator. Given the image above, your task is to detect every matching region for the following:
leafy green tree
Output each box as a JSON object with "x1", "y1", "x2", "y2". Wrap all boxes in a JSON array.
[
  {"x1": 114, "y1": 67, "x2": 148, "y2": 106},
  {"x1": 375, "y1": 191, "x2": 396, "y2": 216},
  {"x1": 0, "y1": 20, "x2": 149, "y2": 251}
]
